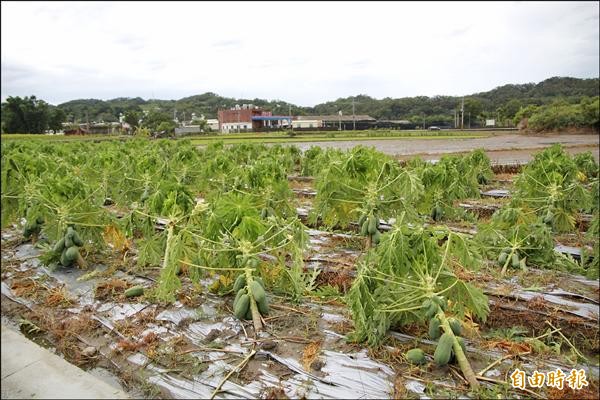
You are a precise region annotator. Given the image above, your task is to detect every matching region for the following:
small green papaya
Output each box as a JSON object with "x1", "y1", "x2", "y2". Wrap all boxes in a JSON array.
[
  {"x1": 250, "y1": 280, "x2": 266, "y2": 303},
  {"x1": 65, "y1": 246, "x2": 79, "y2": 263},
  {"x1": 428, "y1": 317, "x2": 441, "y2": 340},
  {"x1": 498, "y1": 252, "x2": 508, "y2": 265},
  {"x1": 448, "y1": 318, "x2": 462, "y2": 336},
  {"x1": 511, "y1": 253, "x2": 520, "y2": 269},
  {"x1": 234, "y1": 294, "x2": 250, "y2": 319},
  {"x1": 367, "y1": 215, "x2": 377, "y2": 235},
  {"x1": 53, "y1": 238, "x2": 66, "y2": 253},
  {"x1": 405, "y1": 348, "x2": 426, "y2": 365},
  {"x1": 125, "y1": 286, "x2": 144, "y2": 298},
  {"x1": 233, "y1": 274, "x2": 247, "y2": 292}
]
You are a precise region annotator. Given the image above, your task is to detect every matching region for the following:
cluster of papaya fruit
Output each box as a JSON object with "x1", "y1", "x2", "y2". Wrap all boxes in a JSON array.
[
  {"x1": 53, "y1": 226, "x2": 84, "y2": 267},
  {"x1": 23, "y1": 216, "x2": 44, "y2": 239},
  {"x1": 405, "y1": 295, "x2": 467, "y2": 366},
  {"x1": 260, "y1": 204, "x2": 276, "y2": 219},
  {"x1": 497, "y1": 249, "x2": 522, "y2": 269},
  {"x1": 358, "y1": 212, "x2": 381, "y2": 244},
  {"x1": 232, "y1": 273, "x2": 269, "y2": 320}
]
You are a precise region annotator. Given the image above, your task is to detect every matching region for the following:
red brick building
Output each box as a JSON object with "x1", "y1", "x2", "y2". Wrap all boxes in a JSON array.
[{"x1": 218, "y1": 105, "x2": 272, "y2": 133}]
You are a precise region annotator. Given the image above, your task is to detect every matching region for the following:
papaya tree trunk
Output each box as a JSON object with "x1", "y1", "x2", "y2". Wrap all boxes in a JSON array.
[
  {"x1": 437, "y1": 312, "x2": 479, "y2": 390},
  {"x1": 365, "y1": 235, "x2": 372, "y2": 250},
  {"x1": 245, "y1": 268, "x2": 263, "y2": 332}
]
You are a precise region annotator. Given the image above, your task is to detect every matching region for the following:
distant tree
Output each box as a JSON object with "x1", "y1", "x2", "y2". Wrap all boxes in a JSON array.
[
  {"x1": 48, "y1": 107, "x2": 67, "y2": 132},
  {"x1": 156, "y1": 121, "x2": 176, "y2": 134},
  {"x1": 498, "y1": 99, "x2": 522, "y2": 121},
  {"x1": 141, "y1": 109, "x2": 175, "y2": 133},
  {"x1": 123, "y1": 110, "x2": 141, "y2": 130},
  {"x1": 1, "y1": 95, "x2": 50, "y2": 134}
]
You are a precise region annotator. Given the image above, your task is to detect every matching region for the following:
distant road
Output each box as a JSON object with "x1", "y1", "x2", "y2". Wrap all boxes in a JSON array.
[{"x1": 286, "y1": 133, "x2": 599, "y2": 163}]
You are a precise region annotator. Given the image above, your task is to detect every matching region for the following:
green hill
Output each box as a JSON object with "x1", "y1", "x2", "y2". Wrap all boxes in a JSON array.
[{"x1": 55, "y1": 76, "x2": 599, "y2": 126}]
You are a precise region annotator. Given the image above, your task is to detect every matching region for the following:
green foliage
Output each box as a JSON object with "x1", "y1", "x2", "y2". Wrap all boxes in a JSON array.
[
  {"x1": 513, "y1": 144, "x2": 590, "y2": 232},
  {"x1": 406, "y1": 149, "x2": 492, "y2": 220},
  {"x1": 310, "y1": 145, "x2": 423, "y2": 231},
  {"x1": 1, "y1": 95, "x2": 66, "y2": 134},
  {"x1": 346, "y1": 214, "x2": 488, "y2": 346},
  {"x1": 19, "y1": 77, "x2": 598, "y2": 126},
  {"x1": 524, "y1": 96, "x2": 599, "y2": 131}
]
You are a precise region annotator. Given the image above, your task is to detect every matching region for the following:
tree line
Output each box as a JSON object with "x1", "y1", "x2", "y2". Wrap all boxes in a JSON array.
[
  {"x1": 2, "y1": 76, "x2": 598, "y2": 133},
  {"x1": 1, "y1": 96, "x2": 67, "y2": 134}
]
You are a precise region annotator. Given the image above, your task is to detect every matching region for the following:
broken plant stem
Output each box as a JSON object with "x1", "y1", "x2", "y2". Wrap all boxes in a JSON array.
[
  {"x1": 478, "y1": 351, "x2": 531, "y2": 377},
  {"x1": 544, "y1": 320, "x2": 588, "y2": 362},
  {"x1": 210, "y1": 349, "x2": 256, "y2": 400}
]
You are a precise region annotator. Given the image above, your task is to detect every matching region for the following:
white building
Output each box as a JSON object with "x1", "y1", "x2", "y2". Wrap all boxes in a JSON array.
[{"x1": 292, "y1": 119, "x2": 322, "y2": 129}]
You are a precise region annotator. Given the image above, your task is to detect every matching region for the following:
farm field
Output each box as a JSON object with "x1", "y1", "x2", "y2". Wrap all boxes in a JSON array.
[
  {"x1": 287, "y1": 133, "x2": 600, "y2": 163},
  {"x1": 1, "y1": 138, "x2": 598, "y2": 399}
]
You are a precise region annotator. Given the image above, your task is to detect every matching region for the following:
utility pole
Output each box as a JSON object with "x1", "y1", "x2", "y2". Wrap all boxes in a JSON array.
[
  {"x1": 461, "y1": 97, "x2": 464, "y2": 130},
  {"x1": 454, "y1": 109, "x2": 457, "y2": 129},
  {"x1": 289, "y1": 104, "x2": 293, "y2": 132},
  {"x1": 468, "y1": 112, "x2": 471, "y2": 129},
  {"x1": 338, "y1": 110, "x2": 342, "y2": 131},
  {"x1": 352, "y1": 98, "x2": 356, "y2": 130}
]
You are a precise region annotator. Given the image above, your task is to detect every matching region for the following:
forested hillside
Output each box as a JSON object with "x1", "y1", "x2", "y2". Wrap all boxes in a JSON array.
[{"x1": 3, "y1": 76, "x2": 598, "y2": 128}]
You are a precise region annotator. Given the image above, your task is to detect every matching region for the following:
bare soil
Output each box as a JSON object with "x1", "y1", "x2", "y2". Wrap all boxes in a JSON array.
[{"x1": 289, "y1": 133, "x2": 599, "y2": 163}]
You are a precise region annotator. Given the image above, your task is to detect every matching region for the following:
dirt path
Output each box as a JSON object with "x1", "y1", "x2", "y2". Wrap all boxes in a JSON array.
[{"x1": 288, "y1": 133, "x2": 599, "y2": 163}]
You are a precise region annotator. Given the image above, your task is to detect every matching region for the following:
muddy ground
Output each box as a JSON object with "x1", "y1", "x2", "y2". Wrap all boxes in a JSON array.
[{"x1": 286, "y1": 133, "x2": 599, "y2": 163}]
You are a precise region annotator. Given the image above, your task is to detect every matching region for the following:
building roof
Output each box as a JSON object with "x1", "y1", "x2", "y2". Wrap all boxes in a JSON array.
[
  {"x1": 296, "y1": 115, "x2": 376, "y2": 122},
  {"x1": 251, "y1": 116, "x2": 292, "y2": 121}
]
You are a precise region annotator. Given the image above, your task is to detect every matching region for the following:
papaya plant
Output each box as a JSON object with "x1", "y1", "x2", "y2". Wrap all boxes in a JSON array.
[
  {"x1": 346, "y1": 213, "x2": 488, "y2": 389},
  {"x1": 310, "y1": 146, "x2": 423, "y2": 247},
  {"x1": 513, "y1": 144, "x2": 590, "y2": 232}
]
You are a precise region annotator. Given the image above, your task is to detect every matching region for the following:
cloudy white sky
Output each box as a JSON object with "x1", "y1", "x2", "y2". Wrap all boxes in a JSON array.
[{"x1": 1, "y1": 1, "x2": 598, "y2": 106}]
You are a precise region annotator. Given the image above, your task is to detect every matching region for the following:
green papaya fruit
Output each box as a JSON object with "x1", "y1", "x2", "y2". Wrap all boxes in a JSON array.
[
  {"x1": 498, "y1": 252, "x2": 508, "y2": 265},
  {"x1": 250, "y1": 280, "x2": 266, "y2": 303},
  {"x1": 233, "y1": 274, "x2": 247, "y2": 292},
  {"x1": 64, "y1": 233, "x2": 74, "y2": 249},
  {"x1": 425, "y1": 303, "x2": 439, "y2": 320},
  {"x1": 125, "y1": 286, "x2": 144, "y2": 298},
  {"x1": 257, "y1": 296, "x2": 269, "y2": 315},
  {"x1": 431, "y1": 207, "x2": 438, "y2": 221},
  {"x1": 448, "y1": 318, "x2": 462, "y2": 336},
  {"x1": 53, "y1": 237, "x2": 66, "y2": 253},
  {"x1": 255, "y1": 277, "x2": 265, "y2": 289},
  {"x1": 60, "y1": 249, "x2": 71, "y2": 266},
  {"x1": 405, "y1": 348, "x2": 426, "y2": 365},
  {"x1": 367, "y1": 215, "x2": 377, "y2": 235},
  {"x1": 65, "y1": 246, "x2": 79, "y2": 263},
  {"x1": 432, "y1": 295, "x2": 447, "y2": 310},
  {"x1": 429, "y1": 317, "x2": 441, "y2": 340},
  {"x1": 234, "y1": 294, "x2": 250, "y2": 319},
  {"x1": 234, "y1": 288, "x2": 245, "y2": 308},
  {"x1": 511, "y1": 253, "x2": 520, "y2": 269},
  {"x1": 360, "y1": 221, "x2": 369, "y2": 236},
  {"x1": 358, "y1": 214, "x2": 366, "y2": 227},
  {"x1": 434, "y1": 333, "x2": 454, "y2": 367},
  {"x1": 72, "y1": 230, "x2": 84, "y2": 246},
  {"x1": 372, "y1": 230, "x2": 381, "y2": 245}
]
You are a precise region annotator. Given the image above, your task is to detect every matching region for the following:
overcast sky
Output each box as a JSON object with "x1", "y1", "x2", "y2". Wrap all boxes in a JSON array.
[{"x1": 1, "y1": 1, "x2": 598, "y2": 106}]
